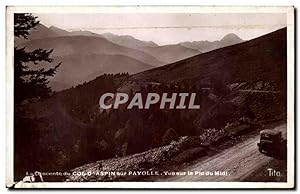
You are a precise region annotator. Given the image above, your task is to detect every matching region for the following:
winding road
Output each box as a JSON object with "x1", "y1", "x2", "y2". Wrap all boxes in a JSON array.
[{"x1": 167, "y1": 123, "x2": 287, "y2": 181}]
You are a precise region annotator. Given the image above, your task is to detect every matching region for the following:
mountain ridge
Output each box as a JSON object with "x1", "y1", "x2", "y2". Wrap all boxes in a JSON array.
[
  {"x1": 131, "y1": 28, "x2": 287, "y2": 90},
  {"x1": 50, "y1": 53, "x2": 154, "y2": 90},
  {"x1": 140, "y1": 44, "x2": 201, "y2": 64},
  {"x1": 180, "y1": 33, "x2": 244, "y2": 53},
  {"x1": 16, "y1": 24, "x2": 251, "y2": 91}
]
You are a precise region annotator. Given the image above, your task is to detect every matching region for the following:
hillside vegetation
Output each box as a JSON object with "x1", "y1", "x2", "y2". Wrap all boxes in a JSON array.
[{"x1": 14, "y1": 28, "x2": 287, "y2": 182}]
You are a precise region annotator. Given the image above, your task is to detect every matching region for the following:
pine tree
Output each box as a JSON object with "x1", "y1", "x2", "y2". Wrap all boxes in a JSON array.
[{"x1": 14, "y1": 13, "x2": 60, "y2": 104}]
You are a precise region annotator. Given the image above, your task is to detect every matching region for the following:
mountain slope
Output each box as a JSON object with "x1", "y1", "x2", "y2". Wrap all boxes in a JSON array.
[
  {"x1": 141, "y1": 44, "x2": 201, "y2": 64},
  {"x1": 70, "y1": 30, "x2": 104, "y2": 38},
  {"x1": 50, "y1": 53, "x2": 154, "y2": 89},
  {"x1": 180, "y1": 33, "x2": 244, "y2": 53},
  {"x1": 101, "y1": 32, "x2": 158, "y2": 49},
  {"x1": 49, "y1": 26, "x2": 71, "y2": 36},
  {"x1": 15, "y1": 25, "x2": 202, "y2": 66},
  {"x1": 101, "y1": 33, "x2": 202, "y2": 64},
  {"x1": 20, "y1": 35, "x2": 159, "y2": 90},
  {"x1": 15, "y1": 24, "x2": 59, "y2": 45},
  {"x1": 21, "y1": 36, "x2": 163, "y2": 66},
  {"x1": 131, "y1": 28, "x2": 287, "y2": 90},
  {"x1": 220, "y1": 33, "x2": 244, "y2": 47}
]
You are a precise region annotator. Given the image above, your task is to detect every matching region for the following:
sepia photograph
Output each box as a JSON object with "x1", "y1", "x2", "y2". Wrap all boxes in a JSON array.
[{"x1": 5, "y1": 6, "x2": 295, "y2": 189}]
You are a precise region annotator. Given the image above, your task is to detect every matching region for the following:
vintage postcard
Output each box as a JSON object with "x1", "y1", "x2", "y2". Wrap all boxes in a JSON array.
[{"x1": 6, "y1": 6, "x2": 295, "y2": 189}]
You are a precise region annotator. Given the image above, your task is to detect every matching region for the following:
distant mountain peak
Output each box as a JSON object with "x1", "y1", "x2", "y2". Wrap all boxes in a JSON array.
[{"x1": 220, "y1": 33, "x2": 243, "y2": 44}]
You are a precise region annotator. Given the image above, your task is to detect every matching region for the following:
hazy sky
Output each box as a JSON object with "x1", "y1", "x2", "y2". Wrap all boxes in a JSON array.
[{"x1": 36, "y1": 13, "x2": 287, "y2": 45}]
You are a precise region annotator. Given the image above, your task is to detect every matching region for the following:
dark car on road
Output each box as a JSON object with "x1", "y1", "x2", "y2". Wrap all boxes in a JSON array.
[{"x1": 257, "y1": 129, "x2": 287, "y2": 158}]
